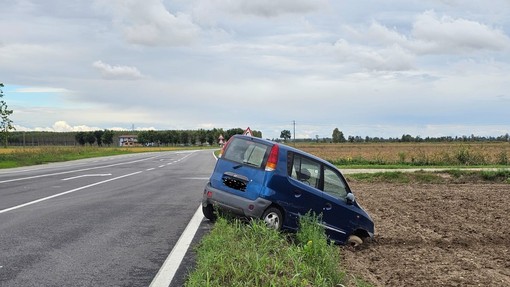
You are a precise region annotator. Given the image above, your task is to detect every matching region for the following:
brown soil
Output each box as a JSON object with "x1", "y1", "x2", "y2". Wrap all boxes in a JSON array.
[{"x1": 342, "y1": 183, "x2": 510, "y2": 287}]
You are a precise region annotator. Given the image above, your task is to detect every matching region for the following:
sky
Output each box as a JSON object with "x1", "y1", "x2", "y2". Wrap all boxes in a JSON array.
[{"x1": 1, "y1": 0, "x2": 509, "y2": 140}]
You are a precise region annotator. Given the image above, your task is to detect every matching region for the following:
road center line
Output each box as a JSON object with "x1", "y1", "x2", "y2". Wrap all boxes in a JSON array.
[
  {"x1": 0, "y1": 155, "x2": 161, "y2": 184},
  {"x1": 61, "y1": 174, "x2": 112, "y2": 181},
  {"x1": 0, "y1": 171, "x2": 143, "y2": 214},
  {"x1": 149, "y1": 205, "x2": 204, "y2": 287}
]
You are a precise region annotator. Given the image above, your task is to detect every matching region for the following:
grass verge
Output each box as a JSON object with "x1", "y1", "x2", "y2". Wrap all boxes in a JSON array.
[
  {"x1": 186, "y1": 214, "x2": 359, "y2": 287},
  {"x1": 0, "y1": 146, "x2": 214, "y2": 169}
]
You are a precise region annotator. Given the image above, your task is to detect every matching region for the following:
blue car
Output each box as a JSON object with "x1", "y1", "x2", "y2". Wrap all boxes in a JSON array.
[{"x1": 202, "y1": 135, "x2": 374, "y2": 246}]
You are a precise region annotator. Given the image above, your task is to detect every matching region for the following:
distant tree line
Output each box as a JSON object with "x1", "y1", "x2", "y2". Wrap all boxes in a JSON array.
[
  {"x1": 330, "y1": 128, "x2": 510, "y2": 143},
  {"x1": 74, "y1": 130, "x2": 115, "y2": 146},
  {"x1": 278, "y1": 127, "x2": 510, "y2": 143},
  {"x1": 338, "y1": 133, "x2": 510, "y2": 143},
  {"x1": 5, "y1": 128, "x2": 262, "y2": 147},
  {"x1": 6, "y1": 127, "x2": 509, "y2": 147},
  {"x1": 136, "y1": 128, "x2": 262, "y2": 146}
]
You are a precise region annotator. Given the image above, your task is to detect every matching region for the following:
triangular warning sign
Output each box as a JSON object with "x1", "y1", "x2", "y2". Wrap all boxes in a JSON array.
[{"x1": 243, "y1": 127, "x2": 253, "y2": 136}]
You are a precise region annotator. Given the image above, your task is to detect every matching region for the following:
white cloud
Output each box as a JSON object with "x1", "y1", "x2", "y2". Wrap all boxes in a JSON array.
[
  {"x1": 94, "y1": 0, "x2": 199, "y2": 46},
  {"x1": 411, "y1": 10, "x2": 510, "y2": 53},
  {"x1": 13, "y1": 121, "x2": 101, "y2": 132},
  {"x1": 216, "y1": 0, "x2": 327, "y2": 17},
  {"x1": 14, "y1": 87, "x2": 70, "y2": 93},
  {"x1": 14, "y1": 121, "x2": 156, "y2": 132},
  {"x1": 333, "y1": 39, "x2": 415, "y2": 71},
  {"x1": 51, "y1": 121, "x2": 101, "y2": 132},
  {"x1": 335, "y1": 10, "x2": 510, "y2": 71},
  {"x1": 92, "y1": 60, "x2": 145, "y2": 80},
  {"x1": 3, "y1": 1, "x2": 510, "y2": 140}
]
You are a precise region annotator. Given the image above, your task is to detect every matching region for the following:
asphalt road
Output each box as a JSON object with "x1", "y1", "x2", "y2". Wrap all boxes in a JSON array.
[{"x1": 0, "y1": 150, "x2": 217, "y2": 287}]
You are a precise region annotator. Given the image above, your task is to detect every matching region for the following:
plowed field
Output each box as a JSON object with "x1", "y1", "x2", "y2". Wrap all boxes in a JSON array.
[{"x1": 342, "y1": 183, "x2": 510, "y2": 287}]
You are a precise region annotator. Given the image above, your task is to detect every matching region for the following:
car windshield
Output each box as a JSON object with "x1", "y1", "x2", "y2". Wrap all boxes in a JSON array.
[{"x1": 223, "y1": 138, "x2": 269, "y2": 168}]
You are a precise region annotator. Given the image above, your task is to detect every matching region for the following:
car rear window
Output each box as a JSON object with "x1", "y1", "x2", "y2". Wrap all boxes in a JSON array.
[{"x1": 223, "y1": 138, "x2": 270, "y2": 169}]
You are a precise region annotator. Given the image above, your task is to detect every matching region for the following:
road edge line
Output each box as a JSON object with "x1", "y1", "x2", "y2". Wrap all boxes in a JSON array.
[{"x1": 149, "y1": 205, "x2": 204, "y2": 287}]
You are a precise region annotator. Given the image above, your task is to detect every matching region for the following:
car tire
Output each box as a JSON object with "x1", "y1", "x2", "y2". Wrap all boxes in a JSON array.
[
  {"x1": 262, "y1": 207, "x2": 283, "y2": 230},
  {"x1": 347, "y1": 235, "x2": 363, "y2": 247},
  {"x1": 202, "y1": 204, "x2": 216, "y2": 222}
]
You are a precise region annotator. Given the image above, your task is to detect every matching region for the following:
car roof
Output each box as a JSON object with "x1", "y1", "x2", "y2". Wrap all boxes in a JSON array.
[{"x1": 231, "y1": 135, "x2": 335, "y2": 168}]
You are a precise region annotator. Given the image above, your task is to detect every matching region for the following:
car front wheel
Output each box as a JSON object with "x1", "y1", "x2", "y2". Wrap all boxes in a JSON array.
[
  {"x1": 347, "y1": 235, "x2": 363, "y2": 247},
  {"x1": 262, "y1": 207, "x2": 283, "y2": 230}
]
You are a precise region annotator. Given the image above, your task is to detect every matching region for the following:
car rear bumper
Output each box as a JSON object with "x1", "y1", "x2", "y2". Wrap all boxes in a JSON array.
[{"x1": 202, "y1": 182, "x2": 272, "y2": 218}]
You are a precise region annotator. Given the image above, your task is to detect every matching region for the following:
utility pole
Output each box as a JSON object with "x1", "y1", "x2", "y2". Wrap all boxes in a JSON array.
[{"x1": 293, "y1": 120, "x2": 296, "y2": 146}]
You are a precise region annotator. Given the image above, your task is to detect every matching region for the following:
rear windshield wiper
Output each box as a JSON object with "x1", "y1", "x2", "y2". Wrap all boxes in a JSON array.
[{"x1": 243, "y1": 161, "x2": 260, "y2": 168}]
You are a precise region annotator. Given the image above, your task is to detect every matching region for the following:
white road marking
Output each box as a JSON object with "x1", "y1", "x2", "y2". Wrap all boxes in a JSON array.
[
  {"x1": 146, "y1": 168, "x2": 156, "y2": 171},
  {"x1": 149, "y1": 206, "x2": 204, "y2": 287},
  {"x1": 61, "y1": 174, "x2": 112, "y2": 181},
  {"x1": 0, "y1": 171, "x2": 142, "y2": 214},
  {"x1": 0, "y1": 156, "x2": 158, "y2": 184}
]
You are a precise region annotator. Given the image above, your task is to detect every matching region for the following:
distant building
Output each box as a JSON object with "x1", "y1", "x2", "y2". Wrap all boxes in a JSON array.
[{"x1": 119, "y1": 135, "x2": 138, "y2": 147}]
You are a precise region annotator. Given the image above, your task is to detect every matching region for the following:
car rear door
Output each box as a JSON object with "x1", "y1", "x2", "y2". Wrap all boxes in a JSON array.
[{"x1": 285, "y1": 152, "x2": 325, "y2": 225}]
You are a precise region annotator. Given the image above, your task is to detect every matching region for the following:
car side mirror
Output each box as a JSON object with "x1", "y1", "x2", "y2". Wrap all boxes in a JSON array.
[{"x1": 346, "y1": 193, "x2": 355, "y2": 205}]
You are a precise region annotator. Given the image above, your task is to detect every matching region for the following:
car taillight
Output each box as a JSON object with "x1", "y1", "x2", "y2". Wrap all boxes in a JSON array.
[
  {"x1": 265, "y1": 144, "x2": 279, "y2": 171},
  {"x1": 218, "y1": 137, "x2": 233, "y2": 158}
]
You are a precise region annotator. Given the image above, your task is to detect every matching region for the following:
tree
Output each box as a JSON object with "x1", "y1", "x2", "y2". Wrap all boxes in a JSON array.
[
  {"x1": 85, "y1": 132, "x2": 96, "y2": 145},
  {"x1": 138, "y1": 130, "x2": 157, "y2": 145},
  {"x1": 197, "y1": 129, "x2": 207, "y2": 145},
  {"x1": 332, "y1": 128, "x2": 346, "y2": 143},
  {"x1": 252, "y1": 130, "x2": 262, "y2": 138},
  {"x1": 75, "y1": 132, "x2": 87, "y2": 145},
  {"x1": 94, "y1": 130, "x2": 104, "y2": 146},
  {"x1": 280, "y1": 130, "x2": 291, "y2": 142},
  {"x1": 102, "y1": 129, "x2": 114, "y2": 146},
  {"x1": 180, "y1": 130, "x2": 189, "y2": 145},
  {"x1": 0, "y1": 83, "x2": 15, "y2": 148},
  {"x1": 225, "y1": 128, "x2": 243, "y2": 140}
]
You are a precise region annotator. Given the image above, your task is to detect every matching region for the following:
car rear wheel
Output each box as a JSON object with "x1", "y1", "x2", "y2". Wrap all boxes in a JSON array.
[
  {"x1": 347, "y1": 235, "x2": 363, "y2": 247},
  {"x1": 262, "y1": 207, "x2": 283, "y2": 230},
  {"x1": 202, "y1": 204, "x2": 216, "y2": 222}
]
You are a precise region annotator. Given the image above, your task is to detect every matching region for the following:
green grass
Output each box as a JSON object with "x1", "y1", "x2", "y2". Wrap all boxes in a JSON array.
[
  {"x1": 336, "y1": 164, "x2": 510, "y2": 169},
  {"x1": 186, "y1": 214, "x2": 351, "y2": 287},
  {"x1": 0, "y1": 146, "x2": 214, "y2": 169},
  {"x1": 0, "y1": 147, "x2": 130, "y2": 168}
]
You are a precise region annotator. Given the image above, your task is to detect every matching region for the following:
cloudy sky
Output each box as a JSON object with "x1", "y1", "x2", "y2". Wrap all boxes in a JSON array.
[{"x1": 1, "y1": 0, "x2": 509, "y2": 139}]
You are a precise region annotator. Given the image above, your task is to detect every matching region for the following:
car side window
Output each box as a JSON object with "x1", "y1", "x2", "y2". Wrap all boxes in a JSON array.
[
  {"x1": 323, "y1": 166, "x2": 347, "y2": 199},
  {"x1": 289, "y1": 153, "x2": 320, "y2": 189}
]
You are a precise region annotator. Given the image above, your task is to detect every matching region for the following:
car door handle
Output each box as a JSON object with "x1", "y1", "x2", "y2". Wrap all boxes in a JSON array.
[
  {"x1": 293, "y1": 190, "x2": 302, "y2": 198},
  {"x1": 323, "y1": 202, "x2": 332, "y2": 211}
]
